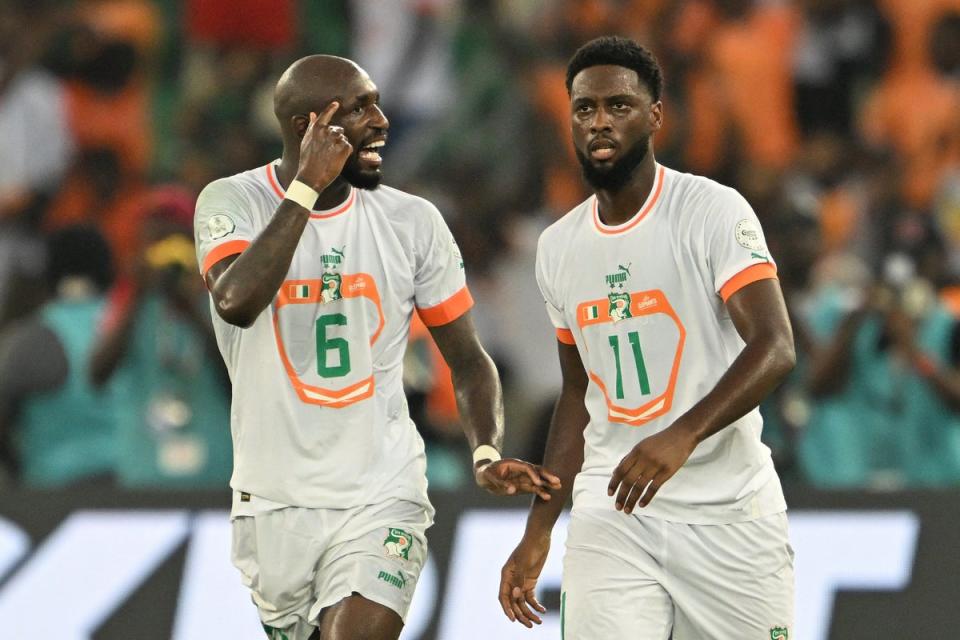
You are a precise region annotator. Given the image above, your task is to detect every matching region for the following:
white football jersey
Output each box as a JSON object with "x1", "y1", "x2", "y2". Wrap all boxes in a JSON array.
[
  {"x1": 537, "y1": 163, "x2": 786, "y2": 524},
  {"x1": 195, "y1": 163, "x2": 471, "y2": 510}
]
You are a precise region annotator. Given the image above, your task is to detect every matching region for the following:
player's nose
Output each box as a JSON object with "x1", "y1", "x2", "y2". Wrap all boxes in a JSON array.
[{"x1": 370, "y1": 104, "x2": 389, "y2": 130}]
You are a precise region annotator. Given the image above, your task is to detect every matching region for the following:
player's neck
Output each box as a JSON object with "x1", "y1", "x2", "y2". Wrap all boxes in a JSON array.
[
  {"x1": 275, "y1": 155, "x2": 353, "y2": 211},
  {"x1": 594, "y1": 155, "x2": 658, "y2": 227}
]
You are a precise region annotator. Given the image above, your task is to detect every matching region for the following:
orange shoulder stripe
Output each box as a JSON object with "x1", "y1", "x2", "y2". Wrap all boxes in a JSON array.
[
  {"x1": 417, "y1": 286, "x2": 474, "y2": 327},
  {"x1": 202, "y1": 240, "x2": 250, "y2": 275},
  {"x1": 719, "y1": 263, "x2": 778, "y2": 302}
]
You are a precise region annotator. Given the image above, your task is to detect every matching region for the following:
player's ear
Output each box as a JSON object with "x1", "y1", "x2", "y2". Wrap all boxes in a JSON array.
[
  {"x1": 292, "y1": 115, "x2": 310, "y2": 138},
  {"x1": 649, "y1": 101, "x2": 663, "y2": 132}
]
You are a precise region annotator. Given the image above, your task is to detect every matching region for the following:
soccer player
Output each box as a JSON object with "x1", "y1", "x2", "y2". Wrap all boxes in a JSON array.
[
  {"x1": 195, "y1": 55, "x2": 559, "y2": 640},
  {"x1": 498, "y1": 36, "x2": 796, "y2": 639}
]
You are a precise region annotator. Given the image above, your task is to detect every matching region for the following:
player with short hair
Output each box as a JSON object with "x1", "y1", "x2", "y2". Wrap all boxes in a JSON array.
[
  {"x1": 195, "y1": 55, "x2": 559, "y2": 640},
  {"x1": 499, "y1": 36, "x2": 796, "y2": 639}
]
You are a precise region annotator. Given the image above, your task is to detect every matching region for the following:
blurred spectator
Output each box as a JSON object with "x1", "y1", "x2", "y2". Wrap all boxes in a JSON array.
[
  {"x1": 672, "y1": 0, "x2": 802, "y2": 177},
  {"x1": 802, "y1": 233, "x2": 960, "y2": 488},
  {"x1": 89, "y1": 188, "x2": 231, "y2": 488},
  {"x1": 859, "y1": 10, "x2": 960, "y2": 208},
  {"x1": 792, "y1": 0, "x2": 891, "y2": 136},
  {"x1": 45, "y1": 0, "x2": 160, "y2": 175},
  {"x1": 0, "y1": 226, "x2": 116, "y2": 487},
  {"x1": 0, "y1": 1, "x2": 72, "y2": 328},
  {"x1": 45, "y1": 147, "x2": 150, "y2": 274}
]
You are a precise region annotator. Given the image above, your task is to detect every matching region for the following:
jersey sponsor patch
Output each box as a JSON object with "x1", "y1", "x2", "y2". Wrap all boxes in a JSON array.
[
  {"x1": 735, "y1": 218, "x2": 765, "y2": 251},
  {"x1": 208, "y1": 214, "x2": 236, "y2": 240}
]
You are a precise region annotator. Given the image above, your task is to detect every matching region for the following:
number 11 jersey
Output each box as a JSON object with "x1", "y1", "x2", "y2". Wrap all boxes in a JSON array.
[
  {"x1": 536, "y1": 164, "x2": 787, "y2": 524},
  {"x1": 194, "y1": 164, "x2": 471, "y2": 510}
]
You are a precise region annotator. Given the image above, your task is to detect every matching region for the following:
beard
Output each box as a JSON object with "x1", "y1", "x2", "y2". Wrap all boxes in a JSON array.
[
  {"x1": 575, "y1": 137, "x2": 650, "y2": 193},
  {"x1": 341, "y1": 154, "x2": 383, "y2": 190}
]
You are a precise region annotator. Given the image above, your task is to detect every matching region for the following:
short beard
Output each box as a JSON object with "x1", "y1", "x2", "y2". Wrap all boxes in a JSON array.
[
  {"x1": 341, "y1": 155, "x2": 382, "y2": 190},
  {"x1": 575, "y1": 137, "x2": 649, "y2": 193}
]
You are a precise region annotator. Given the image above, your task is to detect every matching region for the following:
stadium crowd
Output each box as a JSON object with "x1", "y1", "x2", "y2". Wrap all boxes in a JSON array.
[{"x1": 0, "y1": 0, "x2": 958, "y2": 492}]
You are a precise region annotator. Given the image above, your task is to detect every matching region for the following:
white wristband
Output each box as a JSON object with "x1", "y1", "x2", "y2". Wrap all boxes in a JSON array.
[
  {"x1": 472, "y1": 445, "x2": 502, "y2": 466},
  {"x1": 285, "y1": 180, "x2": 318, "y2": 211}
]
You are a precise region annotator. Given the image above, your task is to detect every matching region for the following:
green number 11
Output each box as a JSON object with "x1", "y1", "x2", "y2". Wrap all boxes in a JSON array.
[{"x1": 608, "y1": 331, "x2": 651, "y2": 399}]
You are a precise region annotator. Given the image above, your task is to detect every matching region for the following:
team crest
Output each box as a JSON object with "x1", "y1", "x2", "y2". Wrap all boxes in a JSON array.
[
  {"x1": 606, "y1": 262, "x2": 633, "y2": 323},
  {"x1": 320, "y1": 246, "x2": 345, "y2": 303},
  {"x1": 383, "y1": 528, "x2": 413, "y2": 560},
  {"x1": 770, "y1": 626, "x2": 788, "y2": 640},
  {"x1": 320, "y1": 272, "x2": 342, "y2": 303}
]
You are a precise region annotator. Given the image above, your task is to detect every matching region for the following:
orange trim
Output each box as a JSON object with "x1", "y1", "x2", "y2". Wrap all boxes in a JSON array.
[
  {"x1": 265, "y1": 164, "x2": 355, "y2": 219},
  {"x1": 556, "y1": 328, "x2": 576, "y2": 345},
  {"x1": 593, "y1": 165, "x2": 665, "y2": 235},
  {"x1": 265, "y1": 163, "x2": 284, "y2": 198},
  {"x1": 272, "y1": 273, "x2": 385, "y2": 408},
  {"x1": 576, "y1": 289, "x2": 686, "y2": 426},
  {"x1": 417, "y1": 286, "x2": 474, "y2": 327},
  {"x1": 719, "y1": 263, "x2": 778, "y2": 302},
  {"x1": 202, "y1": 240, "x2": 250, "y2": 275}
]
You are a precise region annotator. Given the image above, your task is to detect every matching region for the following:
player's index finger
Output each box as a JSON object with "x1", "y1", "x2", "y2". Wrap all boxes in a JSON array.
[{"x1": 316, "y1": 101, "x2": 340, "y2": 126}]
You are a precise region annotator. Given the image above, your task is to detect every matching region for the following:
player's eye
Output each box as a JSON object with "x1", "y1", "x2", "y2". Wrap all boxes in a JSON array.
[{"x1": 352, "y1": 105, "x2": 365, "y2": 115}]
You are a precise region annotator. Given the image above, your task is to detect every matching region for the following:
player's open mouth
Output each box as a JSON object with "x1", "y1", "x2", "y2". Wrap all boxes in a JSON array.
[
  {"x1": 358, "y1": 140, "x2": 385, "y2": 167},
  {"x1": 589, "y1": 139, "x2": 616, "y2": 161}
]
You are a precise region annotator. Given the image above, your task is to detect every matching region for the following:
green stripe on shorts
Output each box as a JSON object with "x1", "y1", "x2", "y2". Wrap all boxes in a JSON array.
[{"x1": 561, "y1": 590, "x2": 566, "y2": 640}]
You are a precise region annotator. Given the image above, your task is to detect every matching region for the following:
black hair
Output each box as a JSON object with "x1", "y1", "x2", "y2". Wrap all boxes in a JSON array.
[
  {"x1": 46, "y1": 225, "x2": 114, "y2": 293},
  {"x1": 565, "y1": 36, "x2": 664, "y2": 101}
]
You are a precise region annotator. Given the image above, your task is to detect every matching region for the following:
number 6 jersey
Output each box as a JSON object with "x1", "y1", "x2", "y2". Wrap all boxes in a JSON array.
[
  {"x1": 537, "y1": 164, "x2": 787, "y2": 524},
  {"x1": 194, "y1": 163, "x2": 471, "y2": 510}
]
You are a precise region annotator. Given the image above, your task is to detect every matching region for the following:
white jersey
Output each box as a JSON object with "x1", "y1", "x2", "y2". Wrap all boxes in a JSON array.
[
  {"x1": 194, "y1": 163, "x2": 471, "y2": 510},
  {"x1": 536, "y1": 164, "x2": 786, "y2": 524}
]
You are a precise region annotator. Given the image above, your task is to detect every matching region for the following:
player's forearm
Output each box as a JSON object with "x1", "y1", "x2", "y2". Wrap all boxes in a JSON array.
[
  {"x1": 210, "y1": 200, "x2": 312, "y2": 327},
  {"x1": 450, "y1": 348, "x2": 505, "y2": 451},
  {"x1": 673, "y1": 332, "x2": 795, "y2": 444},
  {"x1": 524, "y1": 385, "x2": 588, "y2": 541}
]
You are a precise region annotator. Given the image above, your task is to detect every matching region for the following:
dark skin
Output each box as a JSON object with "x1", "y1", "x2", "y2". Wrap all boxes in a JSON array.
[
  {"x1": 499, "y1": 63, "x2": 796, "y2": 627},
  {"x1": 204, "y1": 55, "x2": 559, "y2": 640}
]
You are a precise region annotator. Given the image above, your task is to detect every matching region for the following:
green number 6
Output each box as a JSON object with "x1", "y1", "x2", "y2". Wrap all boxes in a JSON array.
[{"x1": 316, "y1": 313, "x2": 351, "y2": 377}]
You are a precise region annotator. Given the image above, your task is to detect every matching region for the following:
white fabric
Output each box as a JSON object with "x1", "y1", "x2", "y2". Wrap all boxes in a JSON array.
[
  {"x1": 0, "y1": 70, "x2": 72, "y2": 192},
  {"x1": 231, "y1": 494, "x2": 430, "y2": 638},
  {"x1": 536, "y1": 163, "x2": 785, "y2": 524},
  {"x1": 561, "y1": 507, "x2": 794, "y2": 639},
  {"x1": 194, "y1": 164, "x2": 468, "y2": 509}
]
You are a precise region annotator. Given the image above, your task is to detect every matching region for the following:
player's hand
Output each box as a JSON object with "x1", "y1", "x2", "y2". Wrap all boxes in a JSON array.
[
  {"x1": 608, "y1": 424, "x2": 698, "y2": 513},
  {"x1": 499, "y1": 534, "x2": 550, "y2": 627},
  {"x1": 295, "y1": 102, "x2": 353, "y2": 192},
  {"x1": 475, "y1": 459, "x2": 561, "y2": 500}
]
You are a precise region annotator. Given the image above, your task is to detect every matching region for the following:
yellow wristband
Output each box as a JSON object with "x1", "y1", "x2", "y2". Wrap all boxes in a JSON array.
[
  {"x1": 285, "y1": 180, "x2": 318, "y2": 211},
  {"x1": 472, "y1": 445, "x2": 502, "y2": 466}
]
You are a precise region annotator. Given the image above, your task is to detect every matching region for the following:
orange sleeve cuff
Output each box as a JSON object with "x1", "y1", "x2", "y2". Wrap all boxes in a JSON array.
[
  {"x1": 720, "y1": 263, "x2": 778, "y2": 302},
  {"x1": 202, "y1": 240, "x2": 250, "y2": 275},
  {"x1": 417, "y1": 286, "x2": 474, "y2": 327},
  {"x1": 556, "y1": 328, "x2": 576, "y2": 345}
]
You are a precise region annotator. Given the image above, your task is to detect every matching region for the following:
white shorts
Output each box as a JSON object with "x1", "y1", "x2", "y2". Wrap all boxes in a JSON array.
[
  {"x1": 230, "y1": 494, "x2": 431, "y2": 640},
  {"x1": 561, "y1": 507, "x2": 794, "y2": 640}
]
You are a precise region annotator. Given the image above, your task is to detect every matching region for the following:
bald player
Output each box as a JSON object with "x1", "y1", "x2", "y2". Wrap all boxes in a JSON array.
[{"x1": 194, "y1": 56, "x2": 560, "y2": 640}]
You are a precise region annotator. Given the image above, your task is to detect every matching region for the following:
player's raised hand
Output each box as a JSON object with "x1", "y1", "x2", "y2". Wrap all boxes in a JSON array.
[
  {"x1": 607, "y1": 424, "x2": 698, "y2": 513},
  {"x1": 295, "y1": 102, "x2": 353, "y2": 192},
  {"x1": 475, "y1": 459, "x2": 561, "y2": 500},
  {"x1": 499, "y1": 535, "x2": 550, "y2": 628}
]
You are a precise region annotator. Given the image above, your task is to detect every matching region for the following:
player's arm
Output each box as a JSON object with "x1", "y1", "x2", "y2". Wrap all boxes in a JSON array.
[
  {"x1": 428, "y1": 311, "x2": 561, "y2": 499},
  {"x1": 498, "y1": 339, "x2": 589, "y2": 627},
  {"x1": 205, "y1": 104, "x2": 351, "y2": 328},
  {"x1": 609, "y1": 278, "x2": 796, "y2": 513}
]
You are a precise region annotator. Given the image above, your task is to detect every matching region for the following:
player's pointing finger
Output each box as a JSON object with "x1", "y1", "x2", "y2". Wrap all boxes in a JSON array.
[{"x1": 316, "y1": 101, "x2": 340, "y2": 126}]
